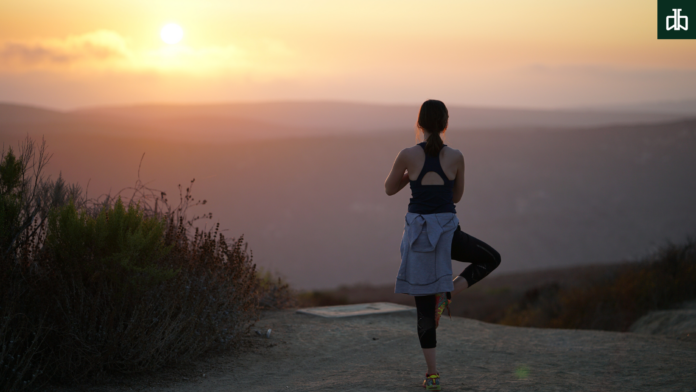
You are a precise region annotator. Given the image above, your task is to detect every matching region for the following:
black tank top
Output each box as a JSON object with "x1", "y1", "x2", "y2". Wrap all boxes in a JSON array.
[{"x1": 408, "y1": 142, "x2": 456, "y2": 214}]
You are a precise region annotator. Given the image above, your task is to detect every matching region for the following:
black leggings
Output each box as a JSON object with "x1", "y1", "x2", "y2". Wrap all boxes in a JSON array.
[{"x1": 415, "y1": 225, "x2": 501, "y2": 349}]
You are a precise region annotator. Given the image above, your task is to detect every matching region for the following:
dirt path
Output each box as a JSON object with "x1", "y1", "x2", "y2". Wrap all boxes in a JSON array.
[{"x1": 84, "y1": 309, "x2": 696, "y2": 391}]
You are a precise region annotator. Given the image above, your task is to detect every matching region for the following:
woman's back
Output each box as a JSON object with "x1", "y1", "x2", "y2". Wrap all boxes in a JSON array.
[
  {"x1": 407, "y1": 143, "x2": 458, "y2": 214},
  {"x1": 404, "y1": 144, "x2": 460, "y2": 184}
]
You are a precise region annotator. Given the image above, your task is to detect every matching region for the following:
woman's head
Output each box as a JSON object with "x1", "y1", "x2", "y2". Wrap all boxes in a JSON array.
[{"x1": 417, "y1": 100, "x2": 449, "y2": 156}]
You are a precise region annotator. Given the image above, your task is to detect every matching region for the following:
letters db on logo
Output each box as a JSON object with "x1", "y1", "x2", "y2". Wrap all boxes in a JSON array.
[{"x1": 658, "y1": 0, "x2": 695, "y2": 39}]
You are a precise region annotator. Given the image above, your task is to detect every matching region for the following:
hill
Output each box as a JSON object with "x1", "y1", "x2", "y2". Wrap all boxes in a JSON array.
[
  {"x1": 74, "y1": 101, "x2": 687, "y2": 135},
  {"x1": 1, "y1": 102, "x2": 696, "y2": 290},
  {"x1": 2, "y1": 101, "x2": 689, "y2": 143}
]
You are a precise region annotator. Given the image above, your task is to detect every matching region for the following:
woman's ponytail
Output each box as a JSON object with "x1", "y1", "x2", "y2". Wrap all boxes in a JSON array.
[
  {"x1": 425, "y1": 131, "x2": 444, "y2": 157},
  {"x1": 417, "y1": 100, "x2": 449, "y2": 157}
]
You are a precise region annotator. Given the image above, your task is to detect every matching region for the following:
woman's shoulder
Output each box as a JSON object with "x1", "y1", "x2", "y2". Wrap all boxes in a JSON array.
[
  {"x1": 442, "y1": 145, "x2": 463, "y2": 159},
  {"x1": 398, "y1": 144, "x2": 423, "y2": 157},
  {"x1": 399, "y1": 144, "x2": 462, "y2": 160}
]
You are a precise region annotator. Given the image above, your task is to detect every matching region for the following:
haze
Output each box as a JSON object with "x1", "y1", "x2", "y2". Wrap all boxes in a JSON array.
[{"x1": 2, "y1": 102, "x2": 696, "y2": 289}]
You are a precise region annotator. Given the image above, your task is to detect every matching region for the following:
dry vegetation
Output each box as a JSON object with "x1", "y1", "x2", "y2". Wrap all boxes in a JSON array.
[
  {"x1": 0, "y1": 137, "x2": 293, "y2": 391},
  {"x1": 300, "y1": 240, "x2": 696, "y2": 333},
  {"x1": 498, "y1": 238, "x2": 696, "y2": 331}
]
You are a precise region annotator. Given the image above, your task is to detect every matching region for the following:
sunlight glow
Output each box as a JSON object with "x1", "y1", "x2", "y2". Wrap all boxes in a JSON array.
[
  {"x1": 1, "y1": 1, "x2": 695, "y2": 108},
  {"x1": 160, "y1": 23, "x2": 183, "y2": 45}
]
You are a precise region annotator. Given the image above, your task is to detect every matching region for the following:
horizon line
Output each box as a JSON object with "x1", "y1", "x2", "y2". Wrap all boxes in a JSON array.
[{"x1": 1, "y1": 97, "x2": 696, "y2": 114}]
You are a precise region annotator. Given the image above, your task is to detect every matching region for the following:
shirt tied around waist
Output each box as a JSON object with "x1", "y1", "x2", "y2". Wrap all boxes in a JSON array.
[{"x1": 395, "y1": 212, "x2": 458, "y2": 296}]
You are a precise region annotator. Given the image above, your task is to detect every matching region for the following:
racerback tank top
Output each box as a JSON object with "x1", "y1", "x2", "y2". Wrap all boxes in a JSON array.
[{"x1": 407, "y1": 142, "x2": 456, "y2": 214}]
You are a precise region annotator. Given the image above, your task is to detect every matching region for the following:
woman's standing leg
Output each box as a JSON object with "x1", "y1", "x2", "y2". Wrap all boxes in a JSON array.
[
  {"x1": 414, "y1": 295, "x2": 438, "y2": 375},
  {"x1": 450, "y1": 225, "x2": 501, "y2": 296}
]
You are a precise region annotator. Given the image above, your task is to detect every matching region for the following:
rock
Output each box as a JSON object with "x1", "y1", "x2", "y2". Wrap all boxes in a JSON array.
[{"x1": 630, "y1": 309, "x2": 696, "y2": 335}]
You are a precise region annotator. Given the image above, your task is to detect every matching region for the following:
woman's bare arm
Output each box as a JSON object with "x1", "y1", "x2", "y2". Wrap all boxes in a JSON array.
[
  {"x1": 385, "y1": 149, "x2": 410, "y2": 196},
  {"x1": 452, "y1": 151, "x2": 465, "y2": 203}
]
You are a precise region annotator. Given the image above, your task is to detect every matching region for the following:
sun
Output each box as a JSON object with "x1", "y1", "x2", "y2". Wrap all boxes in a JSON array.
[{"x1": 160, "y1": 23, "x2": 184, "y2": 45}]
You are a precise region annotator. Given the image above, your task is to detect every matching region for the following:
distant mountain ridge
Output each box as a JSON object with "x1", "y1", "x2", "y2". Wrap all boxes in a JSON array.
[
  {"x1": 73, "y1": 101, "x2": 690, "y2": 133},
  {"x1": 0, "y1": 102, "x2": 67, "y2": 123},
  {"x1": 589, "y1": 98, "x2": 696, "y2": 115},
  {"x1": 1, "y1": 101, "x2": 692, "y2": 143}
]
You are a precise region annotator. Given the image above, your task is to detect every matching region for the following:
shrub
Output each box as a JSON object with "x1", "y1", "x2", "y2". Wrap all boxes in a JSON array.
[
  {"x1": 1, "y1": 201, "x2": 260, "y2": 389},
  {"x1": 499, "y1": 238, "x2": 696, "y2": 331},
  {"x1": 296, "y1": 290, "x2": 350, "y2": 307},
  {"x1": 45, "y1": 198, "x2": 176, "y2": 291},
  {"x1": 0, "y1": 269, "x2": 53, "y2": 392},
  {"x1": 1, "y1": 140, "x2": 264, "y2": 391},
  {"x1": 256, "y1": 268, "x2": 297, "y2": 310},
  {"x1": 1, "y1": 137, "x2": 83, "y2": 264}
]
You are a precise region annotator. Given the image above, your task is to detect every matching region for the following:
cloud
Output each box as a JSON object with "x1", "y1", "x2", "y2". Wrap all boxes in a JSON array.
[
  {"x1": 0, "y1": 30, "x2": 130, "y2": 67},
  {"x1": 0, "y1": 30, "x2": 297, "y2": 78},
  {"x1": 519, "y1": 63, "x2": 696, "y2": 80}
]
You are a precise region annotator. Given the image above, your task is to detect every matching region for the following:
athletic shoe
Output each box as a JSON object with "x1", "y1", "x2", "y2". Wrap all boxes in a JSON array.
[
  {"x1": 423, "y1": 373, "x2": 441, "y2": 390},
  {"x1": 434, "y1": 292, "x2": 451, "y2": 328}
]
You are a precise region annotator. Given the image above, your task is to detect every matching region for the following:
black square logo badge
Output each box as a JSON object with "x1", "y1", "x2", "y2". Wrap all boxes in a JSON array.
[{"x1": 658, "y1": 0, "x2": 696, "y2": 39}]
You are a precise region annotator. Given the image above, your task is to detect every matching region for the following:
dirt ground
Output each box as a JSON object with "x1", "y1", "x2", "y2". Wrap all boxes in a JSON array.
[{"x1": 71, "y1": 308, "x2": 696, "y2": 392}]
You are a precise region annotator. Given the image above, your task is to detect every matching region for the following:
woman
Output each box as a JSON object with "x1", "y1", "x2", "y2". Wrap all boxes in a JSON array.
[{"x1": 384, "y1": 99, "x2": 501, "y2": 391}]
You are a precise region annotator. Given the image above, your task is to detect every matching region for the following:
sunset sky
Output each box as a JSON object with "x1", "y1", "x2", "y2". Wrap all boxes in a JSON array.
[{"x1": 1, "y1": 0, "x2": 695, "y2": 109}]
